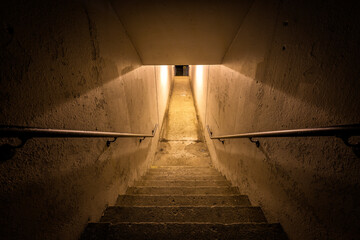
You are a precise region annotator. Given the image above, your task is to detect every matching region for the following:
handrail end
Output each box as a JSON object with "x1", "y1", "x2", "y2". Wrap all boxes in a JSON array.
[
  {"x1": 152, "y1": 124, "x2": 158, "y2": 136},
  {"x1": 206, "y1": 125, "x2": 212, "y2": 138}
]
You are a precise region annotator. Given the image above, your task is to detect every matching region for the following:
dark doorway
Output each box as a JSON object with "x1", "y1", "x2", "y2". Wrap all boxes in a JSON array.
[{"x1": 175, "y1": 65, "x2": 189, "y2": 76}]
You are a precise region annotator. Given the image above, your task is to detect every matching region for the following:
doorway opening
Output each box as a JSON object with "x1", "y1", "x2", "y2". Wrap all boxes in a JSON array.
[{"x1": 175, "y1": 65, "x2": 189, "y2": 76}]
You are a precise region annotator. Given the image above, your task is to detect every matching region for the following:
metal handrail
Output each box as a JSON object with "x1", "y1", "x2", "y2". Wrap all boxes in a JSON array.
[
  {"x1": 206, "y1": 124, "x2": 360, "y2": 154},
  {"x1": 0, "y1": 124, "x2": 158, "y2": 161},
  {"x1": 0, "y1": 125, "x2": 158, "y2": 139},
  {"x1": 207, "y1": 124, "x2": 360, "y2": 139}
]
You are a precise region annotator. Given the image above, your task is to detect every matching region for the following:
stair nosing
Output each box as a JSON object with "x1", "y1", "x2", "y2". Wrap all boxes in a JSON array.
[
  {"x1": 135, "y1": 180, "x2": 229, "y2": 183},
  {"x1": 120, "y1": 194, "x2": 244, "y2": 197},
  {"x1": 102, "y1": 221, "x2": 274, "y2": 225},
  {"x1": 119, "y1": 194, "x2": 247, "y2": 196},
  {"x1": 128, "y1": 186, "x2": 237, "y2": 188},
  {"x1": 106, "y1": 206, "x2": 261, "y2": 209}
]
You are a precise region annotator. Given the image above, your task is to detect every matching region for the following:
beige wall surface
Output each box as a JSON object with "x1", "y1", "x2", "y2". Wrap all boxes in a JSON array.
[
  {"x1": 110, "y1": 0, "x2": 253, "y2": 65},
  {"x1": 0, "y1": 1, "x2": 172, "y2": 239},
  {"x1": 190, "y1": 0, "x2": 360, "y2": 239}
]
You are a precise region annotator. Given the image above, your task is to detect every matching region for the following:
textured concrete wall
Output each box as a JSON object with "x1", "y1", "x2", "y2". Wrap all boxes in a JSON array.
[
  {"x1": 0, "y1": 1, "x2": 172, "y2": 239},
  {"x1": 190, "y1": 0, "x2": 360, "y2": 239}
]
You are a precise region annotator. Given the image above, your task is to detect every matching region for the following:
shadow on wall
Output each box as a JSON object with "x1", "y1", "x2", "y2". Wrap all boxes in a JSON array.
[
  {"x1": 0, "y1": 0, "x2": 141, "y2": 128},
  {"x1": 0, "y1": 138, "x2": 152, "y2": 239},
  {"x1": 0, "y1": 1, "x2": 174, "y2": 240},
  {"x1": 0, "y1": 63, "x2": 172, "y2": 239},
  {"x1": 190, "y1": 1, "x2": 360, "y2": 239},
  {"x1": 223, "y1": 0, "x2": 360, "y2": 124}
]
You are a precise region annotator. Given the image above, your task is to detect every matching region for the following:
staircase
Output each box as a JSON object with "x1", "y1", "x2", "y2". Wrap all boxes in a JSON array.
[
  {"x1": 81, "y1": 164, "x2": 287, "y2": 239},
  {"x1": 81, "y1": 76, "x2": 287, "y2": 239}
]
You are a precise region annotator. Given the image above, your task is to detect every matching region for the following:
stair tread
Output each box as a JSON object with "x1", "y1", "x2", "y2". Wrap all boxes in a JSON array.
[
  {"x1": 134, "y1": 180, "x2": 231, "y2": 187},
  {"x1": 126, "y1": 186, "x2": 240, "y2": 195},
  {"x1": 116, "y1": 195, "x2": 251, "y2": 206},
  {"x1": 81, "y1": 222, "x2": 288, "y2": 240},
  {"x1": 100, "y1": 206, "x2": 267, "y2": 224},
  {"x1": 143, "y1": 175, "x2": 226, "y2": 180},
  {"x1": 148, "y1": 168, "x2": 220, "y2": 173},
  {"x1": 146, "y1": 173, "x2": 222, "y2": 177},
  {"x1": 150, "y1": 166, "x2": 214, "y2": 168}
]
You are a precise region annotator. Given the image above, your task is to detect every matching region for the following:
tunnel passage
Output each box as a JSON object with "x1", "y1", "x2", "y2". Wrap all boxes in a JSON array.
[
  {"x1": 1, "y1": 0, "x2": 360, "y2": 240},
  {"x1": 80, "y1": 76, "x2": 288, "y2": 239}
]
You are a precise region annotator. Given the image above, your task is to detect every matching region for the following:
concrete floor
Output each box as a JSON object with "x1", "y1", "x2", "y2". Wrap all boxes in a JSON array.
[
  {"x1": 155, "y1": 76, "x2": 211, "y2": 167},
  {"x1": 162, "y1": 76, "x2": 202, "y2": 141}
]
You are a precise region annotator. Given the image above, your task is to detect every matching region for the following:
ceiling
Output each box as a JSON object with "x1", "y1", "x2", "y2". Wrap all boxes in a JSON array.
[{"x1": 110, "y1": 0, "x2": 253, "y2": 65}]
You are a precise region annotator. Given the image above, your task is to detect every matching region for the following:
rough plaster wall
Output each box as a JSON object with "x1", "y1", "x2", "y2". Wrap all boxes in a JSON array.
[
  {"x1": 190, "y1": 0, "x2": 360, "y2": 239},
  {"x1": 0, "y1": 1, "x2": 172, "y2": 239}
]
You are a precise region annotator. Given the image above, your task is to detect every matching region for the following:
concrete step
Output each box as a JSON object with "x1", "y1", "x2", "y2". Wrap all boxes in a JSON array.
[
  {"x1": 147, "y1": 167, "x2": 221, "y2": 175},
  {"x1": 100, "y1": 206, "x2": 267, "y2": 224},
  {"x1": 145, "y1": 172, "x2": 222, "y2": 178},
  {"x1": 134, "y1": 180, "x2": 231, "y2": 187},
  {"x1": 116, "y1": 195, "x2": 251, "y2": 207},
  {"x1": 81, "y1": 222, "x2": 288, "y2": 240},
  {"x1": 150, "y1": 166, "x2": 213, "y2": 169},
  {"x1": 126, "y1": 186, "x2": 240, "y2": 195},
  {"x1": 143, "y1": 174, "x2": 226, "y2": 181}
]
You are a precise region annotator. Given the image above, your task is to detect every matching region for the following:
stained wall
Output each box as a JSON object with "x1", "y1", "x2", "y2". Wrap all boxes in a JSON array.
[
  {"x1": 0, "y1": 0, "x2": 172, "y2": 239},
  {"x1": 190, "y1": 0, "x2": 360, "y2": 239}
]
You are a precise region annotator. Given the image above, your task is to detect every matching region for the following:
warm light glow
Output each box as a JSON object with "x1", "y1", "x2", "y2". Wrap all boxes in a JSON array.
[
  {"x1": 196, "y1": 65, "x2": 203, "y2": 80},
  {"x1": 160, "y1": 65, "x2": 168, "y2": 87},
  {"x1": 195, "y1": 65, "x2": 204, "y2": 91}
]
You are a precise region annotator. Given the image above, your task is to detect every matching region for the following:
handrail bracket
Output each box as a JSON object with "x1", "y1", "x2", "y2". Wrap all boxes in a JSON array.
[
  {"x1": 249, "y1": 137, "x2": 260, "y2": 148},
  {"x1": 106, "y1": 137, "x2": 117, "y2": 147},
  {"x1": 338, "y1": 135, "x2": 360, "y2": 157},
  {"x1": 0, "y1": 137, "x2": 29, "y2": 162}
]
